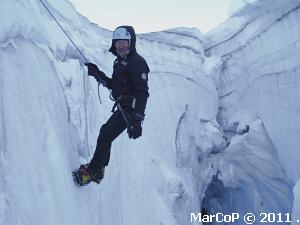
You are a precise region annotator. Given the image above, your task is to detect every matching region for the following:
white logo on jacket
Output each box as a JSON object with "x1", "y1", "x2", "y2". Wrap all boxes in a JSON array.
[{"x1": 141, "y1": 73, "x2": 147, "y2": 80}]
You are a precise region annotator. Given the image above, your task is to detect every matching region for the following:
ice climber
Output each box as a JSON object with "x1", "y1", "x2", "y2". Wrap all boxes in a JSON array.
[{"x1": 73, "y1": 25, "x2": 150, "y2": 186}]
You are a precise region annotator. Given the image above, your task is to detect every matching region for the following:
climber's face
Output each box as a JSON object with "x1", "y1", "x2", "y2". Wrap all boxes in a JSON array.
[{"x1": 114, "y1": 40, "x2": 130, "y2": 57}]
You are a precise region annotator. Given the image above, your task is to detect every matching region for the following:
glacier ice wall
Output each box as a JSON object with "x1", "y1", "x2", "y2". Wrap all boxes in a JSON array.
[
  {"x1": 200, "y1": 119, "x2": 293, "y2": 224},
  {"x1": 205, "y1": 0, "x2": 300, "y2": 182},
  {"x1": 0, "y1": 0, "x2": 297, "y2": 224},
  {"x1": 0, "y1": 0, "x2": 219, "y2": 224},
  {"x1": 292, "y1": 181, "x2": 300, "y2": 225}
]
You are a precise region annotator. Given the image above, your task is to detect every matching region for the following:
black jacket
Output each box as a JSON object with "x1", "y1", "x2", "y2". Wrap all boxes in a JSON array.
[{"x1": 104, "y1": 26, "x2": 150, "y2": 120}]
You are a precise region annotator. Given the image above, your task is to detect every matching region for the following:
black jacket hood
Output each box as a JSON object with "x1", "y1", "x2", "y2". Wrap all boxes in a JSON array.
[{"x1": 109, "y1": 25, "x2": 136, "y2": 57}]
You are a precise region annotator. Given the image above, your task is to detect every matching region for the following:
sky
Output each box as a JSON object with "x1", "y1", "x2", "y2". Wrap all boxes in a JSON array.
[{"x1": 70, "y1": 0, "x2": 231, "y2": 34}]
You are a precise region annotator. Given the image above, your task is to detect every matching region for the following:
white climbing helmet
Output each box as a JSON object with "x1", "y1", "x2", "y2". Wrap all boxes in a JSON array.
[{"x1": 112, "y1": 27, "x2": 131, "y2": 40}]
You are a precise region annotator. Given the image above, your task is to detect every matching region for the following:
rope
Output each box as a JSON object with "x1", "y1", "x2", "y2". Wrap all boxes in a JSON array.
[
  {"x1": 39, "y1": 0, "x2": 103, "y2": 105},
  {"x1": 39, "y1": 0, "x2": 88, "y2": 63},
  {"x1": 98, "y1": 84, "x2": 103, "y2": 104}
]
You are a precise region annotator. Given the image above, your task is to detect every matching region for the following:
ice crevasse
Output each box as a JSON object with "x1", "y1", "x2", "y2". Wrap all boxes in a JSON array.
[{"x1": 0, "y1": 0, "x2": 300, "y2": 225}]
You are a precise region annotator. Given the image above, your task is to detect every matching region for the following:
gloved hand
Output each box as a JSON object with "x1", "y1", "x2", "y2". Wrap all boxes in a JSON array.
[
  {"x1": 127, "y1": 119, "x2": 142, "y2": 139},
  {"x1": 84, "y1": 63, "x2": 106, "y2": 82}
]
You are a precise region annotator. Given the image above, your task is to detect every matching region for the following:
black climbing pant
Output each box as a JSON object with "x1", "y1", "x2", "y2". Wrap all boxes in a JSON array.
[{"x1": 88, "y1": 110, "x2": 127, "y2": 174}]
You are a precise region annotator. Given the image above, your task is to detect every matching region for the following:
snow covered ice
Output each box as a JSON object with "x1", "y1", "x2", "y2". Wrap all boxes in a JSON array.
[{"x1": 0, "y1": 0, "x2": 300, "y2": 225}]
